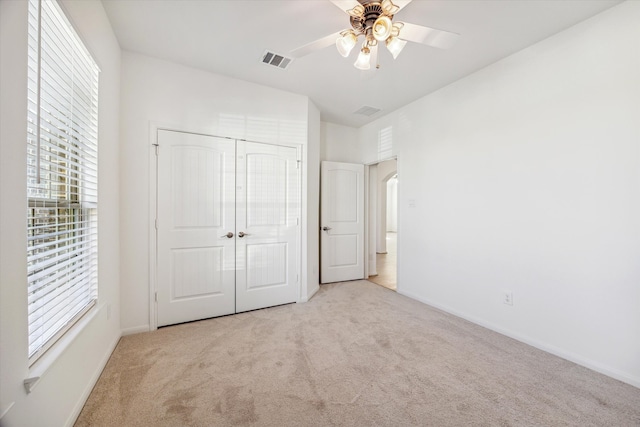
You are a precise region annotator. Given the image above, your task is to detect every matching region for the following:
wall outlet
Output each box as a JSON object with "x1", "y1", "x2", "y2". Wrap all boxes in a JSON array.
[{"x1": 503, "y1": 291, "x2": 513, "y2": 306}]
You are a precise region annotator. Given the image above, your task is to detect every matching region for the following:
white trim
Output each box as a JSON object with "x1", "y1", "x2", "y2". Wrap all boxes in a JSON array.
[
  {"x1": 0, "y1": 402, "x2": 15, "y2": 421},
  {"x1": 296, "y1": 145, "x2": 304, "y2": 303},
  {"x1": 397, "y1": 288, "x2": 640, "y2": 389},
  {"x1": 363, "y1": 165, "x2": 370, "y2": 278},
  {"x1": 299, "y1": 142, "x2": 311, "y2": 303},
  {"x1": 121, "y1": 325, "x2": 150, "y2": 336},
  {"x1": 298, "y1": 282, "x2": 319, "y2": 303},
  {"x1": 25, "y1": 302, "x2": 101, "y2": 393},
  {"x1": 394, "y1": 156, "x2": 401, "y2": 293},
  {"x1": 364, "y1": 155, "x2": 397, "y2": 167},
  {"x1": 64, "y1": 332, "x2": 120, "y2": 427},
  {"x1": 148, "y1": 122, "x2": 159, "y2": 331},
  {"x1": 28, "y1": 301, "x2": 96, "y2": 368}
]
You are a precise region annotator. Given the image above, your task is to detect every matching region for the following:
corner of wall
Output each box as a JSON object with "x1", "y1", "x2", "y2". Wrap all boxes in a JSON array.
[{"x1": 304, "y1": 100, "x2": 321, "y2": 301}]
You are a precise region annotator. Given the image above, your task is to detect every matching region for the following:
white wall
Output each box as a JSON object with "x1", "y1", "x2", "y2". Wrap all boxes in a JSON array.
[
  {"x1": 387, "y1": 177, "x2": 398, "y2": 232},
  {"x1": 320, "y1": 122, "x2": 360, "y2": 162},
  {"x1": 358, "y1": 1, "x2": 640, "y2": 387},
  {"x1": 0, "y1": 1, "x2": 122, "y2": 425},
  {"x1": 119, "y1": 52, "x2": 319, "y2": 333},
  {"x1": 376, "y1": 159, "x2": 397, "y2": 253},
  {"x1": 304, "y1": 100, "x2": 321, "y2": 301}
]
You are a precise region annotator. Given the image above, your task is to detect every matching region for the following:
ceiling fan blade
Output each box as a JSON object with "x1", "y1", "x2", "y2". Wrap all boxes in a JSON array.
[
  {"x1": 329, "y1": 0, "x2": 362, "y2": 14},
  {"x1": 399, "y1": 22, "x2": 460, "y2": 50},
  {"x1": 290, "y1": 31, "x2": 343, "y2": 59},
  {"x1": 392, "y1": 0, "x2": 412, "y2": 13}
]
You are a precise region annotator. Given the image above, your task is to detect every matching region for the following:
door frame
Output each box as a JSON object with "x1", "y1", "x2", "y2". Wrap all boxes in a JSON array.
[
  {"x1": 364, "y1": 155, "x2": 399, "y2": 291},
  {"x1": 148, "y1": 123, "x2": 304, "y2": 331}
]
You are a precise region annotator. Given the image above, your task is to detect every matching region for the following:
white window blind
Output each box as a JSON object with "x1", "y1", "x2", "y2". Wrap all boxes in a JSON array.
[
  {"x1": 378, "y1": 126, "x2": 393, "y2": 160},
  {"x1": 26, "y1": 0, "x2": 100, "y2": 362}
]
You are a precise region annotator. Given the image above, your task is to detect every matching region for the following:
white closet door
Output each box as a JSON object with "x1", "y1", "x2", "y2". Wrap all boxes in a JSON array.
[
  {"x1": 157, "y1": 130, "x2": 236, "y2": 326},
  {"x1": 235, "y1": 141, "x2": 300, "y2": 313}
]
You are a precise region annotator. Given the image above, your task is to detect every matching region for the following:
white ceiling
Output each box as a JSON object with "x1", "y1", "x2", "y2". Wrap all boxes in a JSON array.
[{"x1": 102, "y1": 0, "x2": 622, "y2": 128}]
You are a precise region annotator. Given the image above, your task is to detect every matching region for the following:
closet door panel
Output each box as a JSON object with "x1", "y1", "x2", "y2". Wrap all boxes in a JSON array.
[
  {"x1": 156, "y1": 130, "x2": 236, "y2": 326},
  {"x1": 235, "y1": 141, "x2": 300, "y2": 312}
]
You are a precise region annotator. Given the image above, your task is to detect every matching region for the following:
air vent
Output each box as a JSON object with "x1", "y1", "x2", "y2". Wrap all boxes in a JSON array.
[
  {"x1": 354, "y1": 106, "x2": 382, "y2": 117},
  {"x1": 261, "y1": 51, "x2": 292, "y2": 70}
]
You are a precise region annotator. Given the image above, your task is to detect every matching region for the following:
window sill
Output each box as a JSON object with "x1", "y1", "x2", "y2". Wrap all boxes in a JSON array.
[
  {"x1": 24, "y1": 303, "x2": 102, "y2": 394},
  {"x1": 1, "y1": 402, "x2": 15, "y2": 420}
]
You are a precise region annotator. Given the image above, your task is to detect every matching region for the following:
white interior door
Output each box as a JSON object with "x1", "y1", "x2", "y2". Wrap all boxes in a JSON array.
[
  {"x1": 157, "y1": 130, "x2": 236, "y2": 326},
  {"x1": 235, "y1": 142, "x2": 300, "y2": 312},
  {"x1": 157, "y1": 132, "x2": 301, "y2": 325},
  {"x1": 320, "y1": 161, "x2": 365, "y2": 283}
]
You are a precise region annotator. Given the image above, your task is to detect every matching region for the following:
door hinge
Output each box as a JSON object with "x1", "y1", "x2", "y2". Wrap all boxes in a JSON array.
[
  {"x1": 155, "y1": 291, "x2": 158, "y2": 302},
  {"x1": 296, "y1": 217, "x2": 299, "y2": 226},
  {"x1": 296, "y1": 160, "x2": 301, "y2": 169},
  {"x1": 296, "y1": 274, "x2": 299, "y2": 283},
  {"x1": 153, "y1": 143, "x2": 159, "y2": 156},
  {"x1": 155, "y1": 218, "x2": 158, "y2": 230}
]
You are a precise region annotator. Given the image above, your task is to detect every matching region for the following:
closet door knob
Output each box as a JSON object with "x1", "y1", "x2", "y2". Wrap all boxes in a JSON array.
[
  {"x1": 221, "y1": 232, "x2": 234, "y2": 238},
  {"x1": 238, "y1": 231, "x2": 250, "y2": 238}
]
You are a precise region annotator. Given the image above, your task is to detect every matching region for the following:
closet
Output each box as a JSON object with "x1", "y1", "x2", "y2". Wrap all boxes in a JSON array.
[{"x1": 155, "y1": 130, "x2": 300, "y2": 326}]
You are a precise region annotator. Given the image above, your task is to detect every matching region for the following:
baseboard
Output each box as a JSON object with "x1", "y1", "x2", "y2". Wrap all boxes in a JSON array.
[
  {"x1": 299, "y1": 283, "x2": 319, "y2": 303},
  {"x1": 397, "y1": 289, "x2": 640, "y2": 389},
  {"x1": 64, "y1": 333, "x2": 121, "y2": 427},
  {"x1": 121, "y1": 325, "x2": 151, "y2": 336}
]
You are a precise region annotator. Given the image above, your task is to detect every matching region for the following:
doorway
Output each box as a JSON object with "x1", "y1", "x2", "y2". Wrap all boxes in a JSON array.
[{"x1": 367, "y1": 159, "x2": 398, "y2": 291}]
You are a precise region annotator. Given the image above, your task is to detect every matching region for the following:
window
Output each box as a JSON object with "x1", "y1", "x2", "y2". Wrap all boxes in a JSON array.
[{"x1": 26, "y1": 0, "x2": 100, "y2": 363}]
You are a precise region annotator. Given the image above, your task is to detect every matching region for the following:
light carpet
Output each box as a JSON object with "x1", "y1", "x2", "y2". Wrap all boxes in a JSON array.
[{"x1": 75, "y1": 280, "x2": 640, "y2": 426}]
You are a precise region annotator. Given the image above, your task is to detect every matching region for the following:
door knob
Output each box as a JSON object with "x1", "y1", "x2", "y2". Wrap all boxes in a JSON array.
[
  {"x1": 221, "y1": 232, "x2": 234, "y2": 238},
  {"x1": 322, "y1": 226, "x2": 332, "y2": 231},
  {"x1": 238, "y1": 231, "x2": 250, "y2": 238}
]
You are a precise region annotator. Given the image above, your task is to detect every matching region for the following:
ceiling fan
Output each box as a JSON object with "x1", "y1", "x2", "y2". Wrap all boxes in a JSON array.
[{"x1": 290, "y1": 0, "x2": 459, "y2": 70}]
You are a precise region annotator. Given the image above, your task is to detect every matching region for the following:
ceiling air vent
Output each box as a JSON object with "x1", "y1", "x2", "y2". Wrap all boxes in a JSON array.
[
  {"x1": 261, "y1": 51, "x2": 292, "y2": 70},
  {"x1": 354, "y1": 106, "x2": 382, "y2": 117}
]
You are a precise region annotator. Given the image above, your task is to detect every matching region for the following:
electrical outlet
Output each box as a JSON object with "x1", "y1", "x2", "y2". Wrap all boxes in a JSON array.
[{"x1": 503, "y1": 291, "x2": 513, "y2": 306}]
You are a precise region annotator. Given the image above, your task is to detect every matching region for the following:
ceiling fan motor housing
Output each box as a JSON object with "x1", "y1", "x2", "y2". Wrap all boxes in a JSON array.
[{"x1": 350, "y1": 2, "x2": 392, "y2": 35}]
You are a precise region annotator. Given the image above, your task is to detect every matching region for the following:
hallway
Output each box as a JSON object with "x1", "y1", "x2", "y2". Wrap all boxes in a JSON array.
[{"x1": 368, "y1": 232, "x2": 396, "y2": 291}]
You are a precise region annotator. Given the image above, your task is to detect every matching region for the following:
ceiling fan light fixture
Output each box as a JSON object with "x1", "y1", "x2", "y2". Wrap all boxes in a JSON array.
[
  {"x1": 381, "y1": 0, "x2": 400, "y2": 15},
  {"x1": 372, "y1": 16, "x2": 393, "y2": 41},
  {"x1": 347, "y1": 4, "x2": 365, "y2": 18},
  {"x1": 354, "y1": 46, "x2": 371, "y2": 70},
  {"x1": 391, "y1": 21, "x2": 404, "y2": 38},
  {"x1": 386, "y1": 36, "x2": 407, "y2": 59},
  {"x1": 336, "y1": 31, "x2": 358, "y2": 57}
]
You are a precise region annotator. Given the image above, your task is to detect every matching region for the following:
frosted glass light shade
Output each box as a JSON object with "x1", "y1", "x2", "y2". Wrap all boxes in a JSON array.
[
  {"x1": 386, "y1": 36, "x2": 407, "y2": 59},
  {"x1": 336, "y1": 32, "x2": 357, "y2": 57},
  {"x1": 354, "y1": 47, "x2": 371, "y2": 70}
]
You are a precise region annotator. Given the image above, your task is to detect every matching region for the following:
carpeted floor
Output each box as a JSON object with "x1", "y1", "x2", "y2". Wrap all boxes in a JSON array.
[{"x1": 75, "y1": 280, "x2": 640, "y2": 426}]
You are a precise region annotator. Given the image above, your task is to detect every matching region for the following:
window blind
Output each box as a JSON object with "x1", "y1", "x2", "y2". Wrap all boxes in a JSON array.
[
  {"x1": 378, "y1": 126, "x2": 393, "y2": 160},
  {"x1": 26, "y1": 0, "x2": 100, "y2": 362}
]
